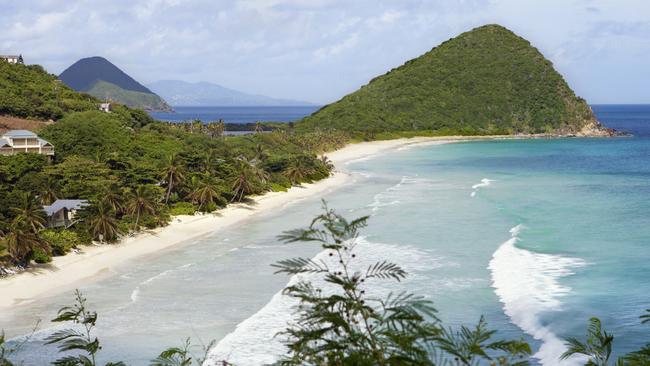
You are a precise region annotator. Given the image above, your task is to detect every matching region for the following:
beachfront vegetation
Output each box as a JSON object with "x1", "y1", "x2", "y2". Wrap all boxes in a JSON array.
[
  {"x1": 298, "y1": 24, "x2": 597, "y2": 139},
  {"x1": 0, "y1": 60, "x2": 347, "y2": 269},
  {"x1": 0, "y1": 114, "x2": 345, "y2": 266}
]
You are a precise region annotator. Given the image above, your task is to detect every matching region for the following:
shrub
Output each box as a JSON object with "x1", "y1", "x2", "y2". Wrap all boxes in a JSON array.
[
  {"x1": 32, "y1": 247, "x2": 51, "y2": 263},
  {"x1": 170, "y1": 202, "x2": 197, "y2": 216},
  {"x1": 40, "y1": 230, "x2": 82, "y2": 256}
]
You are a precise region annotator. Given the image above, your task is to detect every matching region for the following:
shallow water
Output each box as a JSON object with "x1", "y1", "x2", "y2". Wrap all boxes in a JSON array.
[{"x1": 4, "y1": 105, "x2": 650, "y2": 365}]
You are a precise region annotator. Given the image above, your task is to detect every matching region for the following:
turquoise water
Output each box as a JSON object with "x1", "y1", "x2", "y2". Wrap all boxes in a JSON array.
[{"x1": 4, "y1": 105, "x2": 650, "y2": 365}]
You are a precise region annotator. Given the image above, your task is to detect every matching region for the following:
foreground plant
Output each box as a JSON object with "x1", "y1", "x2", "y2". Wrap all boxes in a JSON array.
[
  {"x1": 150, "y1": 338, "x2": 216, "y2": 366},
  {"x1": 562, "y1": 310, "x2": 650, "y2": 366},
  {"x1": 273, "y1": 202, "x2": 531, "y2": 366},
  {"x1": 45, "y1": 289, "x2": 125, "y2": 366}
]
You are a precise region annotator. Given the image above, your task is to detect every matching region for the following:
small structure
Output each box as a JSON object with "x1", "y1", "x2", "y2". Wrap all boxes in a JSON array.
[
  {"x1": 0, "y1": 55, "x2": 23, "y2": 64},
  {"x1": 43, "y1": 200, "x2": 89, "y2": 228},
  {"x1": 99, "y1": 102, "x2": 111, "y2": 113},
  {"x1": 0, "y1": 130, "x2": 54, "y2": 157}
]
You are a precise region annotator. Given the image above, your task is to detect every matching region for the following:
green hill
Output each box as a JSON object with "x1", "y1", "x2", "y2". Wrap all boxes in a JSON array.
[
  {"x1": 299, "y1": 24, "x2": 602, "y2": 137},
  {"x1": 87, "y1": 80, "x2": 171, "y2": 111},
  {"x1": 0, "y1": 62, "x2": 98, "y2": 121},
  {"x1": 59, "y1": 56, "x2": 172, "y2": 112}
]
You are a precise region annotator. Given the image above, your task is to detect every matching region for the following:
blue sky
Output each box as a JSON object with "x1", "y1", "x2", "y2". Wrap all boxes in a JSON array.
[{"x1": 1, "y1": 0, "x2": 649, "y2": 104}]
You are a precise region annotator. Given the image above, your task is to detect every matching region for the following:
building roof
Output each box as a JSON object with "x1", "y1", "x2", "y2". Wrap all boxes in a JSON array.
[
  {"x1": 2, "y1": 129, "x2": 38, "y2": 138},
  {"x1": 43, "y1": 199, "x2": 89, "y2": 216},
  {"x1": 0, "y1": 55, "x2": 19, "y2": 58},
  {"x1": 38, "y1": 138, "x2": 53, "y2": 147}
]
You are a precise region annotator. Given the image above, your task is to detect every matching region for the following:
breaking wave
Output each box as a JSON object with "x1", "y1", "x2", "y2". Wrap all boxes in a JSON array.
[
  {"x1": 204, "y1": 238, "x2": 442, "y2": 365},
  {"x1": 488, "y1": 225, "x2": 586, "y2": 365}
]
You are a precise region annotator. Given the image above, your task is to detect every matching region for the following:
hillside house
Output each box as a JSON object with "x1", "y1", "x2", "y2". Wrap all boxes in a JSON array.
[
  {"x1": 0, "y1": 130, "x2": 54, "y2": 157},
  {"x1": 43, "y1": 200, "x2": 89, "y2": 228},
  {"x1": 1, "y1": 55, "x2": 23, "y2": 64},
  {"x1": 99, "y1": 102, "x2": 111, "y2": 112}
]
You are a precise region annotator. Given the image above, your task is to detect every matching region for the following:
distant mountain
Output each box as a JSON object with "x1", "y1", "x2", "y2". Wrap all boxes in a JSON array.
[
  {"x1": 299, "y1": 24, "x2": 607, "y2": 137},
  {"x1": 147, "y1": 80, "x2": 315, "y2": 107},
  {"x1": 59, "y1": 57, "x2": 171, "y2": 112}
]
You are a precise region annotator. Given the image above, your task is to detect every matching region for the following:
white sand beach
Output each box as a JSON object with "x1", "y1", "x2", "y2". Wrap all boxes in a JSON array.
[{"x1": 0, "y1": 137, "x2": 454, "y2": 309}]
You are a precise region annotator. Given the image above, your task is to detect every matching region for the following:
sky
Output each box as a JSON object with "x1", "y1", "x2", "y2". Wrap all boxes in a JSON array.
[{"x1": 1, "y1": 0, "x2": 649, "y2": 104}]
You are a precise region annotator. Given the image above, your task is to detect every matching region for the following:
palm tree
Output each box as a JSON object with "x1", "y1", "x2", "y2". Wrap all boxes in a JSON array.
[
  {"x1": 87, "y1": 203, "x2": 121, "y2": 243},
  {"x1": 11, "y1": 192, "x2": 47, "y2": 233},
  {"x1": 126, "y1": 185, "x2": 158, "y2": 232},
  {"x1": 255, "y1": 143, "x2": 269, "y2": 162},
  {"x1": 4, "y1": 222, "x2": 50, "y2": 266},
  {"x1": 161, "y1": 155, "x2": 185, "y2": 204},
  {"x1": 254, "y1": 122, "x2": 264, "y2": 134},
  {"x1": 231, "y1": 172, "x2": 252, "y2": 202},
  {"x1": 100, "y1": 185, "x2": 124, "y2": 215},
  {"x1": 283, "y1": 161, "x2": 314, "y2": 185},
  {"x1": 319, "y1": 155, "x2": 334, "y2": 171},
  {"x1": 237, "y1": 155, "x2": 269, "y2": 184},
  {"x1": 230, "y1": 161, "x2": 257, "y2": 202},
  {"x1": 40, "y1": 177, "x2": 59, "y2": 205},
  {"x1": 189, "y1": 175, "x2": 226, "y2": 211}
]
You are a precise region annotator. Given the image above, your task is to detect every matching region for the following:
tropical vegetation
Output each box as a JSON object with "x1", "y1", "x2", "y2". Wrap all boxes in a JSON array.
[{"x1": 0, "y1": 61, "x2": 346, "y2": 269}]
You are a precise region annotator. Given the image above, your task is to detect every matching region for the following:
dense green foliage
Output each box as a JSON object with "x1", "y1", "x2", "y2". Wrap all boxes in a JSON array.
[
  {"x1": 299, "y1": 24, "x2": 597, "y2": 138},
  {"x1": 86, "y1": 80, "x2": 171, "y2": 112},
  {"x1": 0, "y1": 62, "x2": 98, "y2": 120},
  {"x1": 0, "y1": 58, "x2": 347, "y2": 268},
  {"x1": 0, "y1": 107, "x2": 344, "y2": 266}
]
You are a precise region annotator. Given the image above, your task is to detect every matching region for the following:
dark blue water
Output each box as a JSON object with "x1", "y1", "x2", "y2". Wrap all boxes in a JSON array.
[
  {"x1": 592, "y1": 104, "x2": 650, "y2": 137},
  {"x1": 149, "y1": 106, "x2": 320, "y2": 123}
]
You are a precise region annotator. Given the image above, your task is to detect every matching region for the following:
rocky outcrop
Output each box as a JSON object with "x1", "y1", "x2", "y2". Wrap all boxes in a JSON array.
[{"x1": 576, "y1": 120, "x2": 626, "y2": 137}]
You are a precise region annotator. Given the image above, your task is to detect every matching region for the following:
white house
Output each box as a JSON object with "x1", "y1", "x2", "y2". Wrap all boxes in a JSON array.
[
  {"x1": 99, "y1": 102, "x2": 111, "y2": 113},
  {"x1": 0, "y1": 130, "x2": 54, "y2": 157},
  {"x1": 1, "y1": 55, "x2": 23, "y2": 64},
  {"x1": 43, "y1": 200, "x2": 89, "y2": 228}
]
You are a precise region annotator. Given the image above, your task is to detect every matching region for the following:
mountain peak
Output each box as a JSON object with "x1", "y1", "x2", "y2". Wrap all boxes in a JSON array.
[
  {"x1": 59, "y1": 56, "x2": 153, "y2": 94},
  {"x1": 299, "y1": 24, "x2": 598, "y2": 136},
  {"x1": 59, "y1": 56, "x2": 171, "y2": 111}
]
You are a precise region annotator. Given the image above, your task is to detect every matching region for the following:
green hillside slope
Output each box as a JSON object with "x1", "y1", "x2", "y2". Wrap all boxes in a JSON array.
[
  {"x1": 0, "y1": 62, "x2": 97, "y2": 120},
  {"x1": 87, "y1": 80, "x2": 172, "y2": 112},
  {"x1": 299, "y1": 24, "x2": 602, "y2": 137}
]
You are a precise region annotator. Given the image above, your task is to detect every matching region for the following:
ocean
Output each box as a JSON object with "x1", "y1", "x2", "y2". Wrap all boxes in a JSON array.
[
  {"x1": 3, "y1": 105, "x2": 650, "y2": 365},
  {"x1": 149, "y1": 106, "x2": 320, "y2": 123}
]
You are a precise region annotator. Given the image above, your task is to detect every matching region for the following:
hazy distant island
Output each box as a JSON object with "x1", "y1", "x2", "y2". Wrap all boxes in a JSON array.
[{"x1": 148, "y1": 80, "x2": 316, "y2": 107}]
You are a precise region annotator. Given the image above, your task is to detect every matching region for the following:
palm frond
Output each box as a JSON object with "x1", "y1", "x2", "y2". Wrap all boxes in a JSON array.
[
  {"x1": 366, "y1": 261, "x2": 407, "y2": 281},
  {"x1": 272, "y1": 257, "x2": 329, "y2": 275}
]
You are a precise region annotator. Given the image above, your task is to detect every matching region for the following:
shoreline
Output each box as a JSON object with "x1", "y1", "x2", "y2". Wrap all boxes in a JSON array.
[{"x1": 0, "y1": 136, "x2": 455, "y2": 309}]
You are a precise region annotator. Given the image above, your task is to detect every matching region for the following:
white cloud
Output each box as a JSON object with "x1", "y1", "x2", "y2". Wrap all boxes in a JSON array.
[{"x1": 1, "y1": 0, "x2": 650, "y2": 103}]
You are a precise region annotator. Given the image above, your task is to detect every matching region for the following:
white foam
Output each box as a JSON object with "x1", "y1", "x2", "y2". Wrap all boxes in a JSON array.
[
  {"x1": 471, "y1": 178, "x2": 494, "y2": 197},
  {"x1": 130, "y1": 263, "x2": 194, "y2": 303},
  {"x1": 367, "y1": 176, "x2": 419, "y2": 213},
  {"x1": 204, "y1": 238, "x2": 441, "y2": 365},
  {"x1": 489, "y1": 225, "x2": 586, "y2": 366}
]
